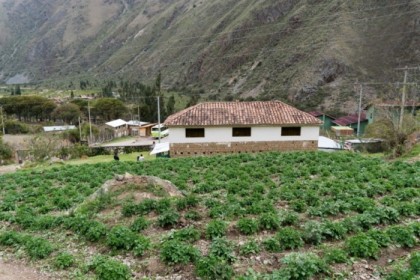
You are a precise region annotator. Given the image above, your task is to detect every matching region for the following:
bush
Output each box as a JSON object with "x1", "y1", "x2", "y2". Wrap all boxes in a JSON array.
[
  {"x1": 54, "y1": 252, "x2": 75, "y2": 269},
  {"x1": 345, "y1": 233, "x2": 380, "y2": 259},
  {"x1": 90, "y1": 255, "x2": 131, "y2": 280},
  {"x1": 386, "y1": 268, "x2": 416, "y2": 280},
  {"x1": 409, "y1": 252, "x2": 420, "y2": 274},
  {"x1": 24, "y1": 237, "x2": 54, "y2": 259},
  {"x1": 240, "y1": 240, "x2": 260, "y2": 256},
  {"x1": 160, "y1": 240, "x2": 199, "y2": 265},
  {"x1": 130, "y1": 217, "x2": 150, "y2": 232},
  {"x1": 276, "y1": 252, "x2": 328, "y2": 280},
  {"x1": 185, "y1": 210, "x2": 201, "y2": 221},
  {"x1": 176, "y1": 195, "x2": 199, "y2": 210},
  {"x1": 85, "y1": 221, "x2": 107, "y2": 242},
  {"x1": 209, "y1": 238, "x2": 236, "y2": 263},
  {"x1": 195, "y1": 256, "x2": 234, "y2": 280},
  {"x1": 302, "y1": 221, "x2": 324, "y2": 245},
  {"x1": 106, "y1": 226, "x2": 137, "y2": 250},
  {"x1": 170, "y1": 226, "x2": 201, "y2": 242},
  {"x1": 157, "y1": 211, "x2": 179, "y2": 228},
  {"x1": 258, "y1": 212, "x2": 280, "y2": 230},
  {"x1": 0, "y1": 231, "x2": 23, "y2": 246},
  {"x1": 323, "y1": 248, "x2": 348, "y2": 264},
  {"x1": 276, "y1": 227, "x2": 304, "y2": 250},
  {"x1": 290, "y1": 199, "x2": 307, "y2": 213},
  {"x1": 206, "y1": 220, "x2": 227, "y2": 239},
  {"x1": 263, "y1": 237, "x2": 281, "y2": 252},
  {"x1": 387, "y1": 226, "x2": 416, "y2": 248},
  {"x1": 133, "y1": 235, "x2": 151, "y2": 257},
  {"x1": 321, "y1": 221, "x2": 347, "y2": 240},
  {"x1": 366, "y1": 229, "x2": 391, "y2": 248},
  {"x1": 279, "y1": 210, "x2": 299, "y2": 226},
  {"x1": 237, "y1": 218, "x2": 259, "y2": 235}
]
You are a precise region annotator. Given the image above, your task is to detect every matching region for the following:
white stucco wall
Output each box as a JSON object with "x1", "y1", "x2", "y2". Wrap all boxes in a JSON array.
[{"x1": 168, "y1": 126, "x2": 319, "y2": 144}]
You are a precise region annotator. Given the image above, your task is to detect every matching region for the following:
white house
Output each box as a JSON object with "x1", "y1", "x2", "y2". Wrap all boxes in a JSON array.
[
  {"x1": 105, "y1": 119, "x2": 128, "y2": 138},
  {"x1": 164, "y1": 101, "x2": 322, "y2": 157}
]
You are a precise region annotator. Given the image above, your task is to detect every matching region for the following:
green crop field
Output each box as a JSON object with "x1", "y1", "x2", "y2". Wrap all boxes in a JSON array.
[{"x1": 0, "y1": 152, "x2": 419, "y2": 279}]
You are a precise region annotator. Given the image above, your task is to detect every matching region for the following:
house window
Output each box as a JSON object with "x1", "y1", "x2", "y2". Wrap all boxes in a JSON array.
[
  {"x1": 281, "y1": 127, "x2": 301, "y2": 136},
  {"x1": 186, "y1": 128, "x2": 205, "y2": 138},
  {"x1": 232, "y1": 127, "x2": 251, "y2": 137}
]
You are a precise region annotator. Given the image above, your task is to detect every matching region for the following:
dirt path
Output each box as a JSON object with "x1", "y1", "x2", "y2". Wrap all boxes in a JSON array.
[
  {"x1": 0, "y1": 164, "x2": 20, "y2": 175},
  {"x1": 0, "y1": 261, "x2": 50, "y2": 280}
]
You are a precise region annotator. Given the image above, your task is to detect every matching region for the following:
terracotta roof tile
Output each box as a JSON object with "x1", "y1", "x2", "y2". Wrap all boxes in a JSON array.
[{"x1": 165, "y1": 101, "x2": 322, "y2": 126}]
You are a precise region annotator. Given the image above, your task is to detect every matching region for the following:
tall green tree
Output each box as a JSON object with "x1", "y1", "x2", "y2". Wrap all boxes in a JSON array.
[
  {"x1": 52, "y1": 103, "x2": 81, "y2": 124},
  {"x1": 14, "y1": 85, "x2": 21, "y2": 95},
  {"x1": 166, "y1": 94, "x2": 175, "y2": 116}
]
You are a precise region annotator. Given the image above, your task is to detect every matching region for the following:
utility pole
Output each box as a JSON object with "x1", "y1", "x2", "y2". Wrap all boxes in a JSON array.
[
  {"x1": 357, "y1": 83, "x2": 363, "y2": 138},
  {"x1": 0, "y1": 106, "x2": 5, "y2": 135},
  {"x1": 88, "y1": 101, "x2": 93, "y2": 145},
  {"x1": 399, "y1": 66, "x2": 409, "y2": 131},
  {"x1": 396, "y1": 66, "x2": 419, "y2": 131},
  {"x1": 78, "y1": 116, "x2": 82, "y2": 141},
  {"x1": 157, "y1": 96, "x2": 161, "y2": 143}
]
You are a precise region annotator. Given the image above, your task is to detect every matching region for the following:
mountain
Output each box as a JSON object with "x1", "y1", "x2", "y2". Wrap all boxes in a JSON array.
[{"x1": 0, "y1": 0, "x2": 419, "y2": 112}]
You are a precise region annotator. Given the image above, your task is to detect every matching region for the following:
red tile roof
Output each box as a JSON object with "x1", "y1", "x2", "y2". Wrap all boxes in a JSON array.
[
  {"x1": 308, "y1": 111, "x2": 336, "y2": 119},
  {"x1": 165, "y1": 101, "x2": 322, "y2": 127},
  {"x1": 332, "y1": 113, "x2": 367, "y2": 126}
]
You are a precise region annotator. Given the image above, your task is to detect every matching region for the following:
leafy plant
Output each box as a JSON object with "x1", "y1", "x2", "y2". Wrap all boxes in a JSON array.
[
  {"x1": 323, "y1": 248, "x2": 348, "y2": 264},
  {"x1": 275, "y1": 252, "x2": 329, "y2": 280},
  {"x1": 209, "y1": 238, "x2": 236, "y2": 263},
  {"x1": 240, "y1": 240, "x2": 260, "y2": 256},
  {"x1": 366, "y1": 229, "x2": 391, "y2": 248},
  {"x1": 54, "y1": 252, "x2": 75, "y2": 269},
  {"x1": 258, "y1": 212, "x2": 280, "y2": 231},
  {"x1": 106, "y1": 226, "x2": 137, "y2": 250},
  {"x1": 262, "y1": 237, "x2": 281, "y2": 252},
  {"x1": 387, "y1": 226, "x2": 416, "y2": 248},
  {"x1": 160, "y1": 240, "x2": 199, "y2": 265},
  {"x1": 345, "y1": 233, "x2": 380, "y2": 259},
  {"x1": 206, "y1": 220, "x2": 227, "y2": 239},
  {"x1": 409, "y1": 252, "x2": 420, "y2": 274},
  {"x1": 237, "y1": 218, "x2": 259, "y2": 235},
  {"x1": 157, "y1": 211, "x2": 180, "y2": 228},
  {"x1": 276, "y1": 227, "x2": 304, "y2": 250},
  {"x1": 90, "y1": 255, "x2": 131, "y2": 280},
  {"x1": 130, "y1": 217, "x2": 150, "y2": 232},
  {"x1": 24, "y1": 237, "x2": 54, "y2": 259},
  {"x1": 195, "y1": 256, "x2": 234, "y2": 280}
]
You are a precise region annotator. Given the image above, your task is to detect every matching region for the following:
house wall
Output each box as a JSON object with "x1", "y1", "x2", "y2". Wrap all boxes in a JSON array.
[
  {"x1": 168, "y1": 126, "x2": 319, "y2": 144},
  {"x1": 167, "y1": 126, "x2": 319, "y2": 157}
]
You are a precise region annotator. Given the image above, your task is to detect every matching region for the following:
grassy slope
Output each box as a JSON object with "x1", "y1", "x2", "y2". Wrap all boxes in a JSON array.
[{"x1": 0, "y1": 151, "x2": 418, "y2": 279}]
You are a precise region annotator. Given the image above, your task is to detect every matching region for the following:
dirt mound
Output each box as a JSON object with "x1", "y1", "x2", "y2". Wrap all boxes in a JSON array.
[
  {"x1": 0, "y1": 260, "x2": 51, "y2": 280},
  {"x1": 71, "y1": 173, "x2": 183, "y2": 213}
]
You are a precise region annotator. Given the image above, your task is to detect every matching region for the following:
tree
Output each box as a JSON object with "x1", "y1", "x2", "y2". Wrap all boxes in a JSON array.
[
  {"x1": 92, "y1": 98, "x2": 127, "y2": 121},
  {"x1": 0, "y1": 136, "x2": 13, "y2": 163},
  {"x1": 52, "y1": 103, "x2": 81, "y2": 124},
  {"x1": 166, "y1": 94, "x2": 176, "y2": 116},
  {"x1": 14, "y1": 85, "x2": 21, "y2": 95}
]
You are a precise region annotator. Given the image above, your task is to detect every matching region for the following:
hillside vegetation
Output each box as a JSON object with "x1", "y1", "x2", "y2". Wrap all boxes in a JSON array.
[
  {"x1": 0, "y1": 0, "x2": 419, "y2": 112},
  {"x1": 0, "y1": 152, "x2": 419, "y2": 279}
]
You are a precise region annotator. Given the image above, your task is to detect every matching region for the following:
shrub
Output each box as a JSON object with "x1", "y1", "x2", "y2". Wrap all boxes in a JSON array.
[
  {"x1": 237, "y1": 218, "x2": 259, "y2": 235},
  {"x1": 258, "y1": 212, "x2": 280, "y2": 231},
  {"x1": 176, "y1": 195, "x2": 199, "y2": 210},
  {"x1": 345, "y1": 233, "x2": 380, "y2": 259},
  {"x1": 409, "y1": 252, "x2": 420, "y2": 274},
  {"x1": 157, "y1": 211, "x2": 180, "y2": 228},
  {"x1": 240, "y1": 240, "x2": 260, "y2": 256},
  {"x1": 54, "y1": 252, "x2": 75, "y2": 269},
  {"x1": 155, "y1": 198, "x2": 172, "y2": 214},
  {"x1": 160, "y1": 240, "x2": 199, "y2": 265},
  {"x1": 195, "y1": 256, "x2": 234, "y2": 280},
  {"x1": 0, "y1": 231, "x2": 22, "y2": 246},
  {"x1": 263, "y1": 237, "x2": 281, "y2": 252},
  {"x1": 133, "y1": 235, "x2": 150, "y2": 257},
  {"x1": 209, "y1": 238, "x2": 236, "y2": 263},
  {"x1": 323, "y1": 248, "x2": 348, "y2": 264},
  {"x1": 130, "y1": 217, "x2": 150, "y2": 232},
  {"x1": 121, "y1": 202, "x2": 138, "y2": 217},
  {"x1": 290, "y1": 199, "x2": 307, "y2": 213},
  {"x1": 206, "y1": 220, "x2": 227, "y2": 239},
  {"x1": 387, "y1": 226, "x2": 416, "y2": 248},
  {"x1": 185, "y1": 210, "x2": 201, "y2": 221},
  {"x1": 276, "y1": 227, "x2": 304, "y2": 250},
  {"x1": 366, "y1": 229, "x2": 391, "y2": 248},
  {"x1": 85, "y1": 221, "x2": 107, "y2": 242},
  {"x1": 321, "y1": 221, "x2": 347, "y2": 240},
  {"x1": 386, "y1": 269, "x2": 415, "y2": 280},
  {"x1": 106, "y1": 226, "x2": 137, "y2": 250},
  {"x1": 24, "y1": 237, "x2": 54, "y2": 259},
  {"x1": 90, "y1": 256, "x2": 131, "y2": 280},
  {"x1": 278, "y1": 210, "x2": 299, "y2": 226},
  {"x1": 171, "y1": 226, "x2": 201, "y2": 242},
  {"x1": 302, "y1": 221, "x2": 324, "y2": 245},
  {"x1": 276, "y1": 252, "x2": 328, "y2": 280}
]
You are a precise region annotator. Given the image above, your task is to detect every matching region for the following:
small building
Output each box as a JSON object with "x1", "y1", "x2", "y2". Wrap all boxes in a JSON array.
[
  {"x1": 308, "y1": 111, "x2": 335, "y2": 131},
  {"x1": 331, "y1": 126, "x2": 354, "y2": 137},
  {"x1": 164, "y1": 101, "x2": 322, "y2": 157},
  {"x1": 43, "y1": 125, "x2": 76, "y2": 133},
  {"x1": 365, "y1": 101, "x2": 420, "y2": 124},
  {"x1": 127, "y1": 121, "x2": 150, "y2": 136},
  {"x1": 105, "y1": 119, "x2": 128, "y2": 138},
  {"x1": 332, "y1": 113, "x2": 368, "y2": 135},
  {"x1": 345, "y1": 138, "x2": 384, "y2": 153}
]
